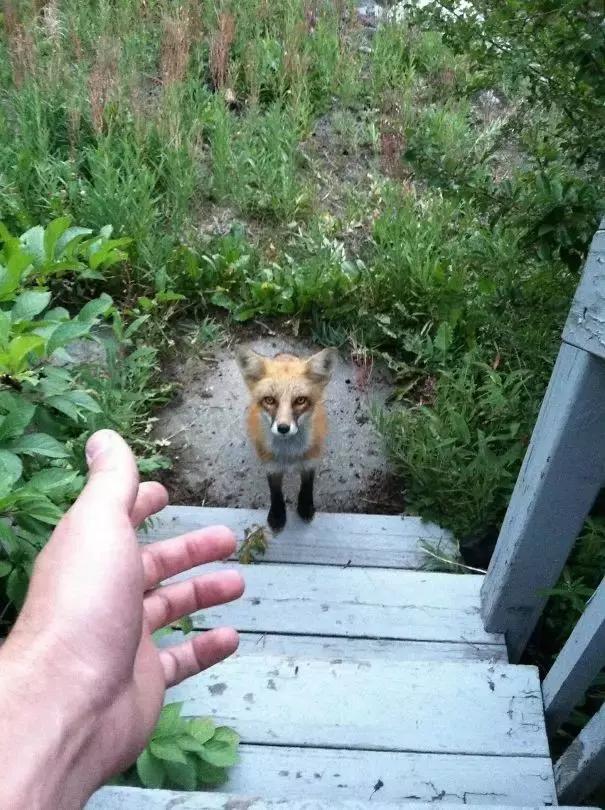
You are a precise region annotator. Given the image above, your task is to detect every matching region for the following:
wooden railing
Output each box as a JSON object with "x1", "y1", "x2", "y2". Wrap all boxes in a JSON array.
[{"x1": 481, "y1": 217, "x2": 605, "y2": 804}]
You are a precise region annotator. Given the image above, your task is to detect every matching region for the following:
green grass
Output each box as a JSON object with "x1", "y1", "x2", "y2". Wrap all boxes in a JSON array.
[{"x1": 0, "y1": 0, "x2": 604, "y2": 755}]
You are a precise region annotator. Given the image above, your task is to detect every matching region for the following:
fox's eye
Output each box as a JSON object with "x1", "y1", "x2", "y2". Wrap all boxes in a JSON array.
[
  {"x1": 262, "y1": 396, "x2": 276, "y2": 407},
  {"x1": 294, "y1": 396, "x2": 308, "y2": 406}
]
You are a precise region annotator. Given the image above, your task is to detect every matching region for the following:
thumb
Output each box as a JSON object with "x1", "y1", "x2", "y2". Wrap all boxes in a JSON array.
[{"x1": 77, "y1": 429, "x2": 140, "y2": 515}]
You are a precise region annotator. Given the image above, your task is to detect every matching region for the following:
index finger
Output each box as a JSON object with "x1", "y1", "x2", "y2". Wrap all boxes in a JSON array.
[{"x1": 142, "y1": 525, "x2": 237, "y2": 589}]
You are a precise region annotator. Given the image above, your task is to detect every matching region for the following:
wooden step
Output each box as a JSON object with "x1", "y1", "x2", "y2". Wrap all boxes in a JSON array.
[
  {"x1": 166, "y1": 560, "x2": 505, "y2": 650},
  {"x1": 160, "y1": 652, "x2": 555, "y2": 805},
  {"x1": 170, "y1": 654, "x2": 547, "y2": 758},
  {"x1": 89, "y1": 787, "x2": 597, "y2": 810},
  {"x1": 136, "y1": 506, "x2": 551, "y2": 806},
  {"x1": 161, "y1": 630, "x2": 508, "y2": 663},
  {"x1": 140, "y1": 506, "x2": 457, "y2": 569},
  {"x1": 152, "y1": 506, "x2": 505, "y2": 662}
]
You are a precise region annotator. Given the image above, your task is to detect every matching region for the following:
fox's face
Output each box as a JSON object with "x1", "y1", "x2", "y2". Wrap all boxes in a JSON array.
[{"x1": 236, "y1": 347, "x2": 336, "y2": 437}]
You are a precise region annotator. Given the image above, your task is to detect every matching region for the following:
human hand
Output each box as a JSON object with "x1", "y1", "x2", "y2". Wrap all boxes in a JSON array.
[{"x1": 0, "y1": 429, "x2": 244, "y2": 810}]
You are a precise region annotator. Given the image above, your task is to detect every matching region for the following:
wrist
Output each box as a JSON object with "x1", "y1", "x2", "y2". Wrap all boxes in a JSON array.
[{"x1": 0, "y1": 634, "x2": 100, "y2": 809}]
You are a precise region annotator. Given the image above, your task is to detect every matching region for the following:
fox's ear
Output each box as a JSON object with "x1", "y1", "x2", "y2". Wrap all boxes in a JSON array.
[
  {"x1": 235, "y1": 346, "x2": 266, "y2": 387},
  {"x1": 306, "y1": 348, "x2": 337, "y2": 384}
]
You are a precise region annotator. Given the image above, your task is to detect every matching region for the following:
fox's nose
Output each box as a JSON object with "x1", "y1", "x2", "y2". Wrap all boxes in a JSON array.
[{"x1": 277, "y1": 423, "x2": 290, "y2": 435}]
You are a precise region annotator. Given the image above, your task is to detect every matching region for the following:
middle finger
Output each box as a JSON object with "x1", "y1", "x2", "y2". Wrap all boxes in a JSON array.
[{"x1": 145, "y1": 569, "x2": 245, "y2": 632}]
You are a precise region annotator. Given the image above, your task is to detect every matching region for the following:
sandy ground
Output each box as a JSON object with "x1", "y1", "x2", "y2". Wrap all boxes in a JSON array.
[{"x1": 157, "y1": 335, "x2": 402, "y2": 515}]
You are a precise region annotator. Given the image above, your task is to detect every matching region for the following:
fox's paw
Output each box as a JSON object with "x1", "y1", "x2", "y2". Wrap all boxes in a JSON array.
[
  {"x1": 297, "y1": 500, "x2": 315, "y2": 523},
  {"x1": 268, "y1": 505, "x2": 287, "y2": 533}
]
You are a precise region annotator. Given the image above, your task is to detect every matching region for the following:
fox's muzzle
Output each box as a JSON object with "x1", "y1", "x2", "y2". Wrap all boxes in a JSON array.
[{"x1": 271, "y1": 419, "x2": 298, "y2": 437}]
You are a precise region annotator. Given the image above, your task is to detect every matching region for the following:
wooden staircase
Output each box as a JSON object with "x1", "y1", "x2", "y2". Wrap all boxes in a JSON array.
[{"x1": 88, "y1": 506, "x2": 594, "y2": 809}]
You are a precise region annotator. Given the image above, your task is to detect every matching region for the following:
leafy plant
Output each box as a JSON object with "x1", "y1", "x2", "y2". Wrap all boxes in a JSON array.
[
  {"x1": 238, "y1": 524, "x2": 268, "y2": 564},
  {"x1": 0, "y1": 219, "x2": 164, "y2": 612},
  {"x1": 375, "y1": 355, "x2": 530, "y2": 543},
  {"x1": 114, "y1": 703, "x2": 239, "y2": 790}
]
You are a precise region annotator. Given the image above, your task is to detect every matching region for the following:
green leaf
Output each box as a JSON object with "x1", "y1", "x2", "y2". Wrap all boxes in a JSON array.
[
  {"x1": 44, "y1": 306, "x2": 70, "y2": 322},
  {"x1": 77, "y1": 294, "x2": 113, "y2": 322},
  {"x1": 55, "y1": 226, "x2": 93, "y2": 257},
  {"x1": 0, "y1": 521, "x2": 19, "y2": 555},
  {"x1": 0, "y1": 401, "x2": 35, "y2": 441},
  {"x1": 200, "y1": 738, "x2": 238, "y2": 768},
  {"x1": 11, "y1": 290, "x2": 52, "y2": 323},
  {"x1": 0, "y1": 449, "x2": 23, "y2": 491},
  {"x1": 434, "y1": 322, "x2": 453, "y2": 356},
  {"x1": 175, "y1": 614, "x2": 193, "y2": 635},
  {"x1": 152, "y1": 626, "x2": 173, "y2": 642},
  {"x1": 64, "y1": 390, "x2": 102, "y2": 413},
  {"x1": 178, "y1": 734, "x2": 206, "y2": 753},
  {"x1": 210, "y1": 291, "x2": 236, "y2": 311},
  {"x1": 10, "y1": 433, "x2": 69, "y2": 458},
  {"x1": 0, "y1": 559, "x2": 12, "y2": 577},
  {"x1": 78, "y1": 268, "x2": 105, "y2": 281},
  {"x1": 164, "y1": 756, "x2": 198, "y2": 790},
  {"x1": 27, "y1": 468, "x2": 79, "y2": 494},
  {"x1": 213, "y1": 726, "x2": 240, "y2": 747},
  {"x1": 156, "y1": 291, "x2": 185, "y2": 303},
  {"x1": 124, "y1": 315, "x2": 149, "y2": 339},
  {"x1": 0, "y1": 266, "x2": 24, "y2": 301},
  {"x1": 136, "y1": 748, "x2": 165, "y2": 789},
  {"x1": 187, "y1": 717, "x2": 216, "y2": 745},
  {"x1": 195, "y1": 759, "x2": 227, "y2": 786},
  {"x1": 7, "y1": 334, "x2": 44, "y2": 371},
  {"x1": 42, "y1": 389, "x2": 102, "y2": 421},
  {"x1": 88, "y1": 239, "x2": 130, "y2": 270},
  {"x1": 16, "y1": 494, "x2": 63, "y2": 525},
  {"x1": 46, "y1": 322, "x2": 92, "y2": 356},
  {"x1": 44, "y1": 395, "x2": 80, "y2": 421},
  {"x1": 6, "y1": 566, "x2": 29, "y2": 608},
  {"x1": 20, "y1": 226, "x2": 45, "y2": 264},
  {"x1": 149, "y1": 740, "x2": 188, "y2": 764},
  {"x1": 35, "y1": 259, "x2": 81, "y2": 277},
  {"x1": 0, "y1": 309, "x2": 11, "y2": 345},
  {"x1": 43, "y1": 217, "x2": 71, "y2": 261},
  {"x1": 153, "y1": 703, "x2": 183, "y2": 739},
  {"x1": 77, "y1": 293, "x2": 113, "y2": 322}
]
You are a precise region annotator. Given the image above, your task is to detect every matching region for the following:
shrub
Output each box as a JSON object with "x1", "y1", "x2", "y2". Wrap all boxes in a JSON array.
[
  {"x1": 375, "y1": 355, "x2": 529, "y2": 542},
  {"x1": 0, "y1": 218, "x2": 157, "y2": 611}
]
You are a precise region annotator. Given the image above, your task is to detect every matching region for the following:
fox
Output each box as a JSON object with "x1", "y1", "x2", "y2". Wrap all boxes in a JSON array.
[{"x1": 235, "y1": 345, "x2": 337, "y2": 532}]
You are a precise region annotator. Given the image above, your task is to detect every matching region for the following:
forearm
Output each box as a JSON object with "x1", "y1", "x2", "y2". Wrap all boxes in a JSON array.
[{"x1": 0, "y1": 636, "x2": 100, "y2": 810}]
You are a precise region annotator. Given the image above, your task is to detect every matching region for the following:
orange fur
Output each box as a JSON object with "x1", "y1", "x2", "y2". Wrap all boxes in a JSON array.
[{"x1": 237, "y1": 349, "x2": 335, "y2": 465}]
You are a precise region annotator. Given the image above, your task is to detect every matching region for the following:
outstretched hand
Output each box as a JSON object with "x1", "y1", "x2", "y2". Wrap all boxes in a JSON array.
[{"x1": 0, "y1": 429, "x2": 244, "y2": 810}]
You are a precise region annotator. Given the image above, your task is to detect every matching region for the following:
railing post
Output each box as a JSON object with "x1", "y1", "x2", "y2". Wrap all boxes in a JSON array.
[
  {"x1": 481, "y1": 219, "x2": 605, "y2": 662},
  {"x1": 555, "y1": 700, "x2": 605, "y2": 804},
  {"x1": 543, "y1": 574, "x2": 605, "y2": 733}
]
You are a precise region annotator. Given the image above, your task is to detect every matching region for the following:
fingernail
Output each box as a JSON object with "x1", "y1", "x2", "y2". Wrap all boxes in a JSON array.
[{"x1": 85, "y1": 430, "x2": 114, "y2": 466}]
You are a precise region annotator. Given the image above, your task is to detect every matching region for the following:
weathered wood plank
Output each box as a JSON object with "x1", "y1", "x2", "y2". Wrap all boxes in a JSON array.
[
  {"x1": 141, "y1": 506, "x2": 457, "y2": 569},
  {"x1": 88, "y1": 746, "x2": 556, "y2": 806},
  {"x1": 563, "y1": 218, "x2": 605, "y2": 359},
  {"x1": 543, "y1": 574, "x2": 605, "y2": 733},
  {"x1": 84, "y1": 791, "x2": 415, "y2": 810},
  {"x1": 169, "y1": 562, "x2": 503, "y2": 645},
  {"x1": 167, "y1": 655, "x2": 548, "y2": 757},
  {"x1": 481, "y1": 342, "x2": 605, "y2": 661},
  {"x1": 88, "y1": 788, "x2": 596, "y2": 810},
  {"x1": 158, "y1": 630, "x2": 507, "y2": 663},
  {"x1": 555, "y1": 700, "x2": 605, "y2": 803},
  {"x1": 221, "y1": 744, "x2": 556, "y2": 804}
]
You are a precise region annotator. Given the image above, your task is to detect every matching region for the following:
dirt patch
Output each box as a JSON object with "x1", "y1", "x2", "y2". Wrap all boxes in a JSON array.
[
  {"x1": 301, "y1": 109, "x2": 382, "y2": 253},
  {"x1": 157, "y1": 334, "x2": 403, "y2": 515}
]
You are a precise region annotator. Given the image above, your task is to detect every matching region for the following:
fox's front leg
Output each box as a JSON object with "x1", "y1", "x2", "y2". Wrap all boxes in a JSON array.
[
  {"x1": 297, "y1": 469, "x2": 315, "y2": 522},
  {"x1": 267, "y1": 472, "x2": 287, "y2": 532}
]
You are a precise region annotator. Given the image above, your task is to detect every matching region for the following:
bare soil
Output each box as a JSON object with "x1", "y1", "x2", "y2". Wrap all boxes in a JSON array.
[{"x1": 156, "y1": 333, "x2": 404, "y2": 515}]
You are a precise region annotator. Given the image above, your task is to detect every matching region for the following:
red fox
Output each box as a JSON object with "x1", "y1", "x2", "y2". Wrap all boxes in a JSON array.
[{"x1": 236, "y1": 345, "x2": 337, "y2": 531}]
